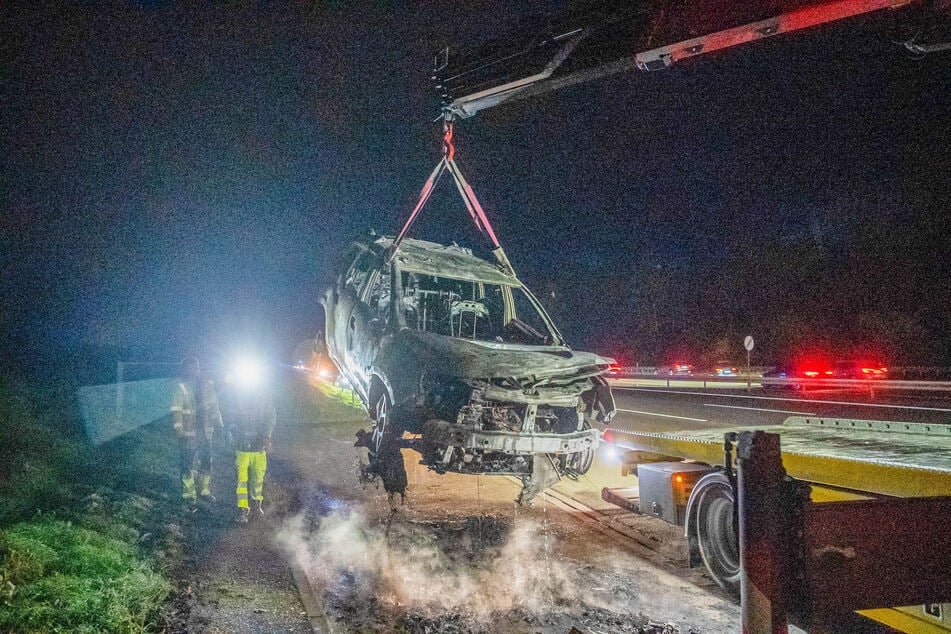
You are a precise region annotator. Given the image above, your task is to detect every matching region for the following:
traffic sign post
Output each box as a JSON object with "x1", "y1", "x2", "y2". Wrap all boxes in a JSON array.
[{"x1": 744, "y1": 336, "x2": 754, "y2": 391}]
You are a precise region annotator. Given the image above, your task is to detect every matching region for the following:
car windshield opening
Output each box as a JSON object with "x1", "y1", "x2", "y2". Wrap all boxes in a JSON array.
[{"x1": 399, "y1": 272, "x2": 556, "y2": 345}]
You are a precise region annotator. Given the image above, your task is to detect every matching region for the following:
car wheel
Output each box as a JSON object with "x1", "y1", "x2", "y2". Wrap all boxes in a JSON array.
[
  {"x1": 367, "y1": 390, "x2": 407, "y2": 497},
  {"x1": 568, "y1": 446, "x2": 595, "y2": 475},
  {"x1": 370, "y1": 391, "x2": 392, "y2": 455},
  {"x1": 566, "y1": 421, "x2": 596, "y2": 475}
]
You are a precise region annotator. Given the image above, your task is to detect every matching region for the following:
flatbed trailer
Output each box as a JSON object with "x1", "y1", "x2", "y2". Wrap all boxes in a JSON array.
[{"x1": 601, "y1": 417, "x2": 951, "y2": 632}]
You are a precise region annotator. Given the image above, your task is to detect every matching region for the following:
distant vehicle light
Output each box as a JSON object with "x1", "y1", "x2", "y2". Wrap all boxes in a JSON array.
[{"x1": 804, "y1": 371, "x2": 820, "y2": 377}]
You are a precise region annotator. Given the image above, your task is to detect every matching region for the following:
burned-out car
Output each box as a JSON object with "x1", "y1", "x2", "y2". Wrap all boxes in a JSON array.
[{"x1": 322, "y1": 234, "x2": 616, "y2": 503}]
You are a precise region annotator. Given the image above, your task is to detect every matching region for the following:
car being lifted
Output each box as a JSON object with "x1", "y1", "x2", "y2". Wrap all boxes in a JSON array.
[{"x1": 322, "y1": 234, "x2": 616, "y2": 504}]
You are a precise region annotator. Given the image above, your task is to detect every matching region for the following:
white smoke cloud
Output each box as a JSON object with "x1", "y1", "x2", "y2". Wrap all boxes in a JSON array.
[{"x1": 278, "y1": 510, "x2": 590, "y2": 625}]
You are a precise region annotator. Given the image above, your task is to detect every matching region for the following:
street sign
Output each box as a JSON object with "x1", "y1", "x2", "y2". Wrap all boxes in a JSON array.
[{"x1": 744, "y1": 336, "x2": 755, "y2": 351}]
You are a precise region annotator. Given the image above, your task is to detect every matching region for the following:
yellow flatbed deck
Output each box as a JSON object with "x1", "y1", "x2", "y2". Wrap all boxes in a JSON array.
[{"x1": 606, "y1": 416, "x2": 951, "y2": 497}]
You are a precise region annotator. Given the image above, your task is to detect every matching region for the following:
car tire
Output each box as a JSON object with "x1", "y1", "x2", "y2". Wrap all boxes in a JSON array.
[
  {"x1": 566, "y1": 421, "x2": 596, "y2": 475},
  {"x1": 370, "y1": 390, "x2": 393, "y2": 456}
]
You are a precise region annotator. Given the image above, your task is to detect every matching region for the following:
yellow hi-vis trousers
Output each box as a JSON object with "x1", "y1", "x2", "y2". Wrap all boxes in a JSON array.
[
  {"x1": 236, "y1": 450, "x2": 267, "y2": 509},
  {"x1": 183, "y1": 471, "x2": 212, "y2": 499}
]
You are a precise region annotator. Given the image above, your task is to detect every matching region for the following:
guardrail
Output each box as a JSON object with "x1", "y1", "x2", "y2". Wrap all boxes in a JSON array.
[
  {"x1": 608, "y1": 374, "x2": 951, "y2": 393},
  {"x1": 611, "y1": 367, "x2": 770, "y2": 378},
  {"x1": 759, "y1": 377, "x2": 951, "y2": 392},
  {"x1": 612, "y1": 366, "x2": 951, "y2": 381}
]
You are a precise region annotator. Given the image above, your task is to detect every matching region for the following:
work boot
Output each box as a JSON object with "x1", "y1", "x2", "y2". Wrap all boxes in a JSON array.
[
  {"x1": 252, "y1": 499, "x2": 264, "y2": 518},
  {"x1": 182, "y1": 499, "x2": 199, "y2": 514},
  {"x1": 238, "y1": 508, "x2": 250, "y2": 524}
]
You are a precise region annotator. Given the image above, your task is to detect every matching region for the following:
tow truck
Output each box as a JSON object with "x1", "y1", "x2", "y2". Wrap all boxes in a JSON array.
[
  {"x1": 424, "y1": 1, "x2": 951, "y2": 631},
  {"x1": 602, "y1": 418, "x2": 951, "y2": 632}
]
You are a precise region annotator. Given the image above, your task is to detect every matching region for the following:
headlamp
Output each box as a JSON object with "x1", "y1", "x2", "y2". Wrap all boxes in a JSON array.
[{"x1": 231, "y1": 357, "x2": 265, "y2": 388}]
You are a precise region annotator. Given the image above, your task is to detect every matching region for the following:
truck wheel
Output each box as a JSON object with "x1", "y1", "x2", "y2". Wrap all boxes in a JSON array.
[{"x1": 691, "y1": 472, "x2": 740, "y2": 595}]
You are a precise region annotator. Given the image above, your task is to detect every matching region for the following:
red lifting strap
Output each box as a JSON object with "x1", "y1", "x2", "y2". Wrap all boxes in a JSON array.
[{"x1": 390, "y1": 122, "x2": 512, "y2": 274}]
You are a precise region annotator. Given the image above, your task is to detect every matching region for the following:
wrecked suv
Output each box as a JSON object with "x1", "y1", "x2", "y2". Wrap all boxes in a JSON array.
[{"x1": 322, "y1": 235, "x2": 615, "y2": 503}]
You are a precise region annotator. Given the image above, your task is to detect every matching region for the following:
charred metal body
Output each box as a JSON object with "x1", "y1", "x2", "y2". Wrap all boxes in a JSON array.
[{"x1": 323, "y1": 234, "x2": 615, "y2": 503}]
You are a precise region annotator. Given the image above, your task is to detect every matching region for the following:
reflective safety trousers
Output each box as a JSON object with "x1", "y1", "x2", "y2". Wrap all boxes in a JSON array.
[
  {"x1": 179, "y1": 438, "x2": 213, "y2": 500},
  {"x1": 235, "y1": 450, "x2": 267, "y2": 509}
]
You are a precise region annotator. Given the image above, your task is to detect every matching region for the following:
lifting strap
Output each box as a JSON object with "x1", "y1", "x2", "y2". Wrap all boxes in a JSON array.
[{"x1": 389, "y1": 117, "x2": 514, "y2": 275}]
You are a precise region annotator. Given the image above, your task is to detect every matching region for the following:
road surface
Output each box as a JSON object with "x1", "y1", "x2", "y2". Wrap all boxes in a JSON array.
[{"x1": 608, "y1": 381, "x2": 951, "y2": 433}]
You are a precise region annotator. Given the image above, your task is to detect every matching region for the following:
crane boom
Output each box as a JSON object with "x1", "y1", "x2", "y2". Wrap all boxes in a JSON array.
[{"x1": 435, "y1": 0, "x2": 944, "y2": 118}]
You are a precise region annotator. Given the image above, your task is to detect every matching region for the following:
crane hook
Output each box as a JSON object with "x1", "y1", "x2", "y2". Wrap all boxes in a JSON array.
[{"x1": 442, "y1": 111, "x2": 455, "y2": 161}]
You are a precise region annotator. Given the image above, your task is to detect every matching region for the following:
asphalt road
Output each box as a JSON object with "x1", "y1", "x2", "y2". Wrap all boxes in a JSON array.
[{"x1": 608, "y1": 381, "x2": 951, "y2": 433}]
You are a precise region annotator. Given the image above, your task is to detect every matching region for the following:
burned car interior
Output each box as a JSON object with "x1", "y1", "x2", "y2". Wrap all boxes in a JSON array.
[{"x1": 323, "y1": 235, "x2": 616, "y2": 505}]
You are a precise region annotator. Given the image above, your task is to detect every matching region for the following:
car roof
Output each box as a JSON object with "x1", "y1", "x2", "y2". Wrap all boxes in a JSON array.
[{"x1": 367, "y1": 236, "x2": 522, "y2": 287}]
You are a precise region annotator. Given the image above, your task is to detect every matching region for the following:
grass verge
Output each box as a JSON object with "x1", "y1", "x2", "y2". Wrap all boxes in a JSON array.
[
  {"x1": 310, "y1": 377, "x2": 364, "y2": 411},
  {"x1": 0, "y1": 517, "x2": 170, "y2": 632},
  {"x1": 0, "y1": 377, "x2": 173, "y2": 631}
]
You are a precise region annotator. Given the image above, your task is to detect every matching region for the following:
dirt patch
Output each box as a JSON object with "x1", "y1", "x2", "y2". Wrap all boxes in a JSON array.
[{"x1": 278, "y1": 503, "x2": 733, "y2": 632}]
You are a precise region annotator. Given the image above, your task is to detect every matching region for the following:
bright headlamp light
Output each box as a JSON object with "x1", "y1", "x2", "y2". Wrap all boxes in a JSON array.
[{"x1": 231, "y1": 357, "x2": 265, "y2": 388}]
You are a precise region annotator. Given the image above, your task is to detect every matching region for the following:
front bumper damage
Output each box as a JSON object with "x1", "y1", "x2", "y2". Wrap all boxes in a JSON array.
[
  {"x1": 416, "y1": 419, "x2": 601, "y2": 505},
  {"x1": 405, "y1": 370, "x2": 614, "y2": 504},
  {"x1": 421, "y1": 420, "x2": 600, "y2": 455}
]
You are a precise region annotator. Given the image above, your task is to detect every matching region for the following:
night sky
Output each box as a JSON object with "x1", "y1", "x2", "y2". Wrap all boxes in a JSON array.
[{"x1": 2, "y1": 2, "x2": 949, "y2": 379}]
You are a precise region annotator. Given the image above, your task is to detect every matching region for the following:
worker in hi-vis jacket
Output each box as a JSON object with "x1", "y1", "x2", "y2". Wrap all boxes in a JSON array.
[
  {"x1": 170, "y1": 357, "x2": 223, "y2": 512},
  {"x1": 222, "y1": 368, "x2": 276, "y2": 523}
]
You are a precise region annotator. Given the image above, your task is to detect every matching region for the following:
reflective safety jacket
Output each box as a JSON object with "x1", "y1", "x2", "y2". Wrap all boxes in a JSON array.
[
  {"x1": 171, "y1": 379, "x2": 223, "y2": 440},
  {"x1": 223, "y1": 388, "x2": 276, "y2": 452}
]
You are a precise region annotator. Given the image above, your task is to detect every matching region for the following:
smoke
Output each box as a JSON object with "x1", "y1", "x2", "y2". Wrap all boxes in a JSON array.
[{"x1": 277, "y1": 510, "x2": 586, "y2": 624}]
